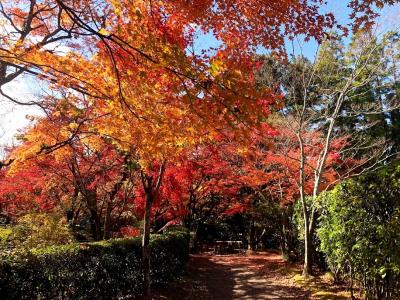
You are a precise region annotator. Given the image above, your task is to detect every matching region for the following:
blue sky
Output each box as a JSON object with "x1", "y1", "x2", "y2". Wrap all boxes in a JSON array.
[
  {"x1": 286, "y1": 1, "x2": 400, "y2": 59},
  {"x1": 192, "y1": 1, "x2": 399, "y2": 60}
]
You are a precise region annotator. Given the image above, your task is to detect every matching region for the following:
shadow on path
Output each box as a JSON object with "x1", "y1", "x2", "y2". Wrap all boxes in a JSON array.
[{"x1": 155, "y1": 252, "x2": 312, "y2": 299}]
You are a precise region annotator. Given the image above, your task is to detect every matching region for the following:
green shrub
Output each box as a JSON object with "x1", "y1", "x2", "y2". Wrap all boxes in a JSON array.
[
  {"x1": 0, "y1": 227, "x2": 12, "y2": 253},
  {"x1": 317, "y1": 163, "x2": 400, "y2": 300},
  {"x1": 0, "y1": 227, "x2": 12, "y2": 244},
  {"x1": 1, "y1": 213, "x2": 75, "y2": 251},
  {"x1": 0, "y1": 228, "x2": 189, "y2": 299}
]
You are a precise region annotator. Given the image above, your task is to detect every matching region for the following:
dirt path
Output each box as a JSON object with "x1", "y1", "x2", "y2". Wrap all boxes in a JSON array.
[{"x1": 156, "y1": 252, "x2": 349, "y2": 300}]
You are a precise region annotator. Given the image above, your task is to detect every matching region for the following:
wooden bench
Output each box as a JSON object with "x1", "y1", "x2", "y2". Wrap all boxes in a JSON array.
[{"x1": 214, "y1": 240, "x2": 243, "y2": 254}]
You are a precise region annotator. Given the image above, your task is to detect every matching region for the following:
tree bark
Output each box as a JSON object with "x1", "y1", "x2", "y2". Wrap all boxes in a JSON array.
[
  {"x1": 103, "y1": 162, "x2": 130, "y2": 240},
  {"x1": 303, "y1": 219, "x2": 313, "y2": 277},
  {"x1": 280, "y1": 210, "x2": 289, "y2": 258},
  {"x1": 249, "y1": 218, "x2": 256, "y2": 251},
  {"x1": 88, "y1": 207, "x2": 101, "y2": 241},
  {"x1": 297, "y1": 129, "x2": 313, "y2": 276},
  {"x1": 103, "y1": 201, "x2": 113, "y2": 240},
  {"x1": 142, "y1": 188, "x2": 153, "y2": 300},
  {"x1": 141, "y1": 162, "x2": 166, "y2": 300}
]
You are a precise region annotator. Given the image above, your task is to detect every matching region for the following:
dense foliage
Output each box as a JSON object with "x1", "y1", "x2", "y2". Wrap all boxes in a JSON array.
[
  {"x1": 0, "y1": 0, "x2": 398, "y2": 298},
  {"x1": 0, "y1": 228, "x2": 189, "y2": 299},
  {"x1": 255, "y1": 28, "x2": 400, "y2": 275},
  {"x1": 0, "y1": 213, "x2": 74, "y2": 251},
  {"x1": 318, "y1": 164, "x2": 400, "y2": 299}
]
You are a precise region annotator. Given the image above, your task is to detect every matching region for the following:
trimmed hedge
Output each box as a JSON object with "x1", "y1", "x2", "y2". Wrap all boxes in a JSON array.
[{"x1": 0, "y1": 228, "x2": 189, "y2": 299}]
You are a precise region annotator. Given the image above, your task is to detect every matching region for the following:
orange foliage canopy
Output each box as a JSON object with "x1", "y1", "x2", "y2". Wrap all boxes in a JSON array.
[
  {"x1": 0, "y1": 0, "x2": 392, "y2": 227},
  {"x1": 0, "y1": 0, "x2": 393, "y2": 167},
  {"x1": 0, "y1": 0, "x2": 338, "y2": 167}
]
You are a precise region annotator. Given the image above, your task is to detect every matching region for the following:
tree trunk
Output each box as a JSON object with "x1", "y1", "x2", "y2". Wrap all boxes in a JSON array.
[
  {"x1": 301, "y1": 196, "x2": 313, "y2": 277},
  {"x1": 103, "y1": 201, "x2": 112, "y2": 240},
  {"x1": 249, "y1": 218, "x2": 256, "y2": 251},
  {"x1": 303, "y1": 223, "x2": 313, "y2": 277},
  {"x1": 140, "y1": 162, "x2": 166, "y2": 300},
  {"x1": 104, "y1": 160, "x2": 130, "y2": 240},
  {"x1": 185, "y1": 192, "x2": 195, "y2": 230},
  {"x1": 142, "y1": 189, "x2": 153, "y2": 300},
  {"x1": 280, "y1": 210, "x2": 289, "y2": 258},
  {"x1": 350, "y1": 264, "x2": 355, "y2": 300},
  {"x1": 86, "y1": 189, "x2": 102, "y2": 241},
  {"x1": 89, "y1": 208, "x2": 101, "y2": 241}
]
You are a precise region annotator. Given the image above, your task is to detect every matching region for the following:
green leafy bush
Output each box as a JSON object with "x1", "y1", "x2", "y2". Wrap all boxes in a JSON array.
[
  {"x1": 317, "y1": 163, "x2": 400, "y2": 300},
  {"x1": 0, "y1": 227, "x2": 12, "y2": 249},
  {"x1": 3, "y1": 213, "x2": 75, "y2": 250},
  {"x1": 0, "y1": 228, "x2": 189, "y2": 299}
]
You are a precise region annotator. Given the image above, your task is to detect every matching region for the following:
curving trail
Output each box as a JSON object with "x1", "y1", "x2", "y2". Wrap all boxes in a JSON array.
[{"x1": 155, "y1": 251, "x2": 349, "y2": 300}]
